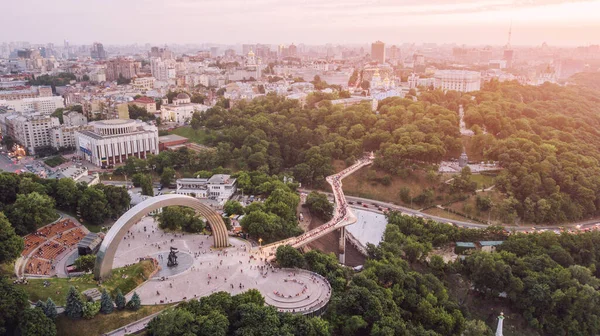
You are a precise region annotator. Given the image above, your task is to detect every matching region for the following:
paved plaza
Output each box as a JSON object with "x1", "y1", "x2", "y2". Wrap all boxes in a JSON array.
[{"x1": 113, "y1": 217, "x2": 330, "y2": 313}]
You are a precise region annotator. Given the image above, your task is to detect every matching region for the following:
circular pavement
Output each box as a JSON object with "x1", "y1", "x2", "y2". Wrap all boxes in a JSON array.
[{"x1": 113, "y1": 217, "x2": 331, "y2": 314}]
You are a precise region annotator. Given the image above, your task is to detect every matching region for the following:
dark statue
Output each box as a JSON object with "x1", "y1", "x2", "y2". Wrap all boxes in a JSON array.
[{"x1": 167, "y1": 247, "x2": 179, "y2": 267}]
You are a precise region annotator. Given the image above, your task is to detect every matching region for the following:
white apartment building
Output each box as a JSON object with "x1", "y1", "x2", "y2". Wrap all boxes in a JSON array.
[
  {"x1": 150, "y1": 58, "x2": 176, "y2": 82},
  {"x1": 63, "y1": 111, "x2": 87, "y2": 126},
  {"x1": 9, "y1": 114, "x2": 60, "y2": 154},
  {"x1": 50, "y1": 124, "x2": 93, "y2": 150},
  {"x1": 176, "y1": 174, "x2": 237, "y2": 204},
  {"x1": 132, "y1": 76, "x2": 156, "y2": 90},
  {"x1": 75, "y1": 119, "x2": 159, "y2": 167},
  {"x1": 0, "y1": 96, "x2": 65, "y2": 115},
  {"x1": 433, "y1": 70, "x2": 481, "y2": 93}
]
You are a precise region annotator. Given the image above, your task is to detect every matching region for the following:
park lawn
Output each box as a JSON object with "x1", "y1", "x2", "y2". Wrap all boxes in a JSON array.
[
  {"x1": 24, "y1": 277, "x2": 98, "y2": 306},
  {"x1": 170, "y1": 126, "x2": 210, "y2": 144},
  {"x1": 56, "y1": 303, "x2": 173, "y2": 336},
  {"x1": 23, "y1": 260, "x2": 156, "y2": 306}
]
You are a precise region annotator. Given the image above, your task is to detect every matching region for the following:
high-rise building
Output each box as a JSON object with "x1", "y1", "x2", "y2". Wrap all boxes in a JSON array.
[
  {"x1": 388, "y1": 45, "x2": 401, "y2": 60},
  {"x1": 149, "y1": 47, "x2": 173, "y2": 60},
  {"x1": 371, "y1": 41, "x2": 385, "y2": 64},
  {"x1": 288, "y1": 44, "x2": 298, "y2": 57},
  {"x1": 90, "y1": 42, "x2": 107, "y2": 60},
  {"x1": 150, "y1": 58, "x2": 176, "y2": 81},
  {"x1": 106, "y1": 58, "x2": 139, "y2": 81}
]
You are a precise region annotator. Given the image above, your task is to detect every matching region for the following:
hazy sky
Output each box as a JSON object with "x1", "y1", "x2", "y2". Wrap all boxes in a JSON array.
[{"x1": 4, "y1": 0, "x2": 600, "y2": 46}]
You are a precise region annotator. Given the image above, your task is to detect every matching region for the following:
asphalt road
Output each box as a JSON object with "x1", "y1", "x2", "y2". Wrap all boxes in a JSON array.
[
  {"x1": 300, "y1": 188, "x2": 600, "y2": 232},
  {"x1": 101, "y1": 181, "x2": 600, "y2": 232}
]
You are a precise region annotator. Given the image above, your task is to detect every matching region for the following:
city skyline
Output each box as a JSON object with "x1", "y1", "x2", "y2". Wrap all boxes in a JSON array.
[{"x1": 4, "y1": 0, "x2": 600, "y2": 46}]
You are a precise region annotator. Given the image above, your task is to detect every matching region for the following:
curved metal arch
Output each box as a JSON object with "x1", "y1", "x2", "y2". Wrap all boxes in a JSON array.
[{"x1": 94, "y1": 194, "x2": 229, "y2": 279}]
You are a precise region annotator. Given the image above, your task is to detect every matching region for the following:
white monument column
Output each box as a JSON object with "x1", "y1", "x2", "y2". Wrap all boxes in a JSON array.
[{"x1": 496, "y1": 312, "x2": 505, "y2": 336}]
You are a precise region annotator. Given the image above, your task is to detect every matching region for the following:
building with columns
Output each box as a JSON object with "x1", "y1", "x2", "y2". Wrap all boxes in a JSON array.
[
  {"x1": 75, "y1": 119, "x2": 159, "y2": 167},
  {"x1": 434, "y1": 70, "x2": 481, "y2": 92}
]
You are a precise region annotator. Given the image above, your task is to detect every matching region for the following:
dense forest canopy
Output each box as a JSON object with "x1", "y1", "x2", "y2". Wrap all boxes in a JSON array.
[
  {"x1": 195, "y1": 78, "x2": 600, "y2": 224},
  {"x1": 196, "y1": 93, "x2": 462, "y2": 186},
  {"x1": 464, "y1": 81, "x2": 600, "y2": 223}
]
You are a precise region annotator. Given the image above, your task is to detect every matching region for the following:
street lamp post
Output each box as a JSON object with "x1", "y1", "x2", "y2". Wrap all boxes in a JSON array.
[{"x1": 258, "y1": 238, "x2": 263, "y2": 247}]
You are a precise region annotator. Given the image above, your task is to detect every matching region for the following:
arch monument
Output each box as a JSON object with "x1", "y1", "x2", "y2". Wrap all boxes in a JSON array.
[{"x1": 94, "y1": 194, "x2": 229, "y2": 280}]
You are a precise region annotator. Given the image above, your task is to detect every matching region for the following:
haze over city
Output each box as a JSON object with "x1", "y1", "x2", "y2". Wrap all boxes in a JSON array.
[
  {"x1": 5, "y1": 0, "x2": 600, "y2": 45},
  {"x1": 3, "y1": 1, "x2": 600, "y2": 336}
]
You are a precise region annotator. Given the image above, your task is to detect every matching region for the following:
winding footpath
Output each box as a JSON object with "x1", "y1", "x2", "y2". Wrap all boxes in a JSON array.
[{"x1": 263, "y1": 154, "x2": 374, "y2": 257}]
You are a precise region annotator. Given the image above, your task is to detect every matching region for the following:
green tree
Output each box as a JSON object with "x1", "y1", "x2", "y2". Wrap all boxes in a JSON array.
[
  {"x1": 158, "y1": 206, "x2": 205, "y2": 233},
  {"x1": 0, "y1": 277, "x2": 28, "y2": 334},
  {"x1": 147, "y1": 308, "x2": 196, "y2": 336},
  {"x1": 18, "y1": 308, "x2": 56, "y2": 336},
  {"x1": 476, "y1": 195, "x2": 493, "y2": 211},
  {"x1": 276, "y1": 245, "x2": 305, "y2": 268},
  {"x1": 0, "y1": 213, "x2": 24, "y2": 264},
  {"x1": 224, "y1": 200, "x2": 244, "y2": 216},
  {"x1": 140, "y1": 174, "x2": 154, "y2": 196},
  {"x1": 8, "y1": 192, "x2": 56, "y2": 235},
  {"x1": 306, "y1": 191, "x2": 333, "y2": 221},
  {"x1": 74, "y1": 254, "x2": 95, "y2": 272},
  {"x1": 399, "y1": 187, "x2": 412, "y2": 204},
  {"x1": 127, "y1": 292, "x2": 141, "y2": 310},
  {"x1": 463, "y1": 319, "x2": 493, "y2": 336},
  {"x1": 82, "y1": 301, "x2": 100, "y2": 320},
  {"x1": 55, "y1": 178, "x2": 80, "y2": 210},
  {"x1": 0, "y1": 173, "x2": 19, "y2": 204},
  {"x1": 18, "y1": 177, "x2": 47, "y2": 195},
  {"x1": 44, "y1": 298, "x2": 57, "y2": 320},
  {"x1": 78, "y1": 187, "x2": 109, "y2": 225},
  {"x1": 160, "y1": 167, "x2": 176, "y2": 187},
  {"x1": 65, "y1": 286, "x2": 84, "y2": 319},
  {"x1": 100, "y1": 289, "x2": 114, "y2": 314},
  {"x1": 115, "y1": 289, "x2": 126, "y2": 310},
  {"x1": 95, "y1": 184, "x2": 131, "y2": 219},
  {"x1": 51, "y1": 108, "x2": 64, "y2": 124}
]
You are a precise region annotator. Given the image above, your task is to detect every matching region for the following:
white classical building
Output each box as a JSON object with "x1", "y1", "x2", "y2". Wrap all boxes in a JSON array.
[
  {"x1": 433, "y1": 70, "x2": 481, "y2": 92},
  {"x1": 75, "y1": 119, "x2": 159, "y2": 167},
  {"x1": 161, "y1": 93, "x2": 209, "y2": 124},
  {"x1": 176, "y1": 174, "x2": 237, "y2": 204}
]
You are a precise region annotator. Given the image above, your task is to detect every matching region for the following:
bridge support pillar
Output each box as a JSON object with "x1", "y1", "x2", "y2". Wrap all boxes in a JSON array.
[{"x1": 338, "y1": 227, "x2": 346, "y2": 264}]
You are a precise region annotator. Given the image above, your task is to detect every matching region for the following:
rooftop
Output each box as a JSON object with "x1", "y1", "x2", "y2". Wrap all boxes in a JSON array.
[
  {"x1": 158, "y1": 134, "x2": 188, "y2": 143},
  {"x1": 132, "y1": 96, "x2": 155, "y2": 104},
  {"x1": 208, "y1": 174, "x2": 235, "y2": 185}
]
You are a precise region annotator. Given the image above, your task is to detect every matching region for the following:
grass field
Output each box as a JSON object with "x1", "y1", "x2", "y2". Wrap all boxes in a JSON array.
[
  {"x1": 23, "y1": 260, "x2": 156, "y2": 306},
  {"x1": 170, "y1": 127, "x2": 210, "y2": 144},
  {"x1": 55, "y1": 304, "x2": 172, "y2": 336}
]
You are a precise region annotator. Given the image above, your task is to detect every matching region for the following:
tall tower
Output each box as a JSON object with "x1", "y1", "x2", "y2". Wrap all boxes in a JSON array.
[
  {"x1": 371, "y1": 41, "x2": 385, "y2": 64},
  {"x1": 503, "y1": 22, "x2": 514, "y2": 68}
]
